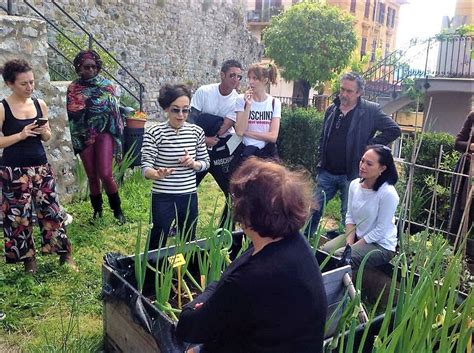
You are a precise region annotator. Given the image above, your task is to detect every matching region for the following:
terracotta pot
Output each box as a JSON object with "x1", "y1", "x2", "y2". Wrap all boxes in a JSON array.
[{"x1": 126, "y1": 118, "x2": 146, "y2": 129}]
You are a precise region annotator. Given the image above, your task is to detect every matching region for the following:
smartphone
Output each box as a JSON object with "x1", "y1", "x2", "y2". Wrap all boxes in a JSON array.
[{"x1": 36, "y1": 118, "x2": 48, "y2": 126}]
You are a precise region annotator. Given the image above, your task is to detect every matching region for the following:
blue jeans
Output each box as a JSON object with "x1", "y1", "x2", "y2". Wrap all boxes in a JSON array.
[
  {"x1": 150, "y1": 193, "x2": 198, "y2": 250},
  {"x1": 305, "y1": 168, "x2": 350, "y2": 237}
]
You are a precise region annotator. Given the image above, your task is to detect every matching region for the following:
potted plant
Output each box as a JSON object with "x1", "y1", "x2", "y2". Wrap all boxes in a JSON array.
[{"x1": 126, "y1": 111, "x2": 148, "y2": 129}]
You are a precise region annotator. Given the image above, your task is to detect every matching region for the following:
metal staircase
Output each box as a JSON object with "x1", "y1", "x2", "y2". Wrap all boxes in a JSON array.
[{"x1": 3, "y1": 0, "x2": 145, "y2": 111}]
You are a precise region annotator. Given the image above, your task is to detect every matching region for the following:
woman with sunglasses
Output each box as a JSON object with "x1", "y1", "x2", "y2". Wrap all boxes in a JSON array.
[
  {"x1": 141, "y1": 84, "x2": 209, "y2": 249},
  {"x1": 321, "y1": 144, "x2": 399, "y2": 270},
  {"x1": 66, "y1": 50, "x2": 125, "y2": 224},
  {"x1": 234, "y1": 62, "x2": 281, "y2": 161},
  {"x1": 0, "y1": 59, "x2": 77, "y2": 273}
]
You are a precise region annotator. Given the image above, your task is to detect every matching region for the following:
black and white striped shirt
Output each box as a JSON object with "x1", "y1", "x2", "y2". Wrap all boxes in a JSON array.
[{"x1": 141, "y1": 122, "x2": 210, "y2": 194}]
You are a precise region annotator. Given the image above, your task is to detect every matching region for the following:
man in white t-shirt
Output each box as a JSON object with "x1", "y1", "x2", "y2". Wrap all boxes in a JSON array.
[{"x1": 189, "y1": 60, "x2": 243, "y2": 204}]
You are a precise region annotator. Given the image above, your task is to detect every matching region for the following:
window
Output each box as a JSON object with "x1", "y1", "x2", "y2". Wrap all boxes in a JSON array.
[
  {"x1": 387, "y1": 8, "x2": 392, "y2": 27},
  {"x1": 364, "y1": 0, "x2": 370, "y2": 18},
  {"x1": 378, "y1": 3, "x2": 385, "y2": 24},
  {"x1": 350, "y1": 0, "x2": 356, "y2": 13},
  {"x1": 372, "y1": 0, "x2": 377, "y2": 21},
  {"x1": 371, "y1": 39, "x2": 377, "y2": 62},
  {"x1": 361, "y1": 37, "x2": 367, "y2": 57},
  {"x1": 391, "y1": 9, "x2": 396, "y2": 28}
]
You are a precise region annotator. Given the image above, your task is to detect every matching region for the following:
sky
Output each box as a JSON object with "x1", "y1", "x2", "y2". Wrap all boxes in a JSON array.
[{"x1": 396, "y1": 0, "x2": 457, "y2": 49}]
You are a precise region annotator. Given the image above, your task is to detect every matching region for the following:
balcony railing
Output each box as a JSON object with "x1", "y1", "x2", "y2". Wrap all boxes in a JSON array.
[{"x1": 246, "y1": 6, "x2": 283, "y2": 24}]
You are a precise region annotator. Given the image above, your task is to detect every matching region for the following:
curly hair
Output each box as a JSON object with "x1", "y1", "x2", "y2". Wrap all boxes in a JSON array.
[
  {"x1": 230, "y1": 157, "x2": 312, "y2": 239},
  {"x1": 72, "y1": 50, "x2": 102, "y2": 74},
  {"x1": 0, "y1": 59, "x2": 33, "y2": 83},
  {"x1": 158, "y1": 84, "x2": 191, "y2": 110}
]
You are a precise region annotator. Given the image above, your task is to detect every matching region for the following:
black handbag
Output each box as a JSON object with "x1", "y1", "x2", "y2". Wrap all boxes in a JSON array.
[{"x1": 194, "y1": 113, "x2": 224, "y2": 137}]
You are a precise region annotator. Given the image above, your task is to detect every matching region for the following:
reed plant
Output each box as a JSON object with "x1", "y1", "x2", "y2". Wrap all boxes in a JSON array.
[{"x1": 325, "y1": 232, "x2": 473, "y2": 353}]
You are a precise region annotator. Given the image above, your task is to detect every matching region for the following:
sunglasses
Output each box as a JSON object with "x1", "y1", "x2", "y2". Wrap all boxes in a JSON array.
[
  {"x1": 229, "y1": 73, "x2": 243, "y2": 80},
  {"x1": 82, "y1": 64, "x2": 98, "y2": 70},
  {"x1": 170, "y1": 107, "x2": 191, "y2": 114}
]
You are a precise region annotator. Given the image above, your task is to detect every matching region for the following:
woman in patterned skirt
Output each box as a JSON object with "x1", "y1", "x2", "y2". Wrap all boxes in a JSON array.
[{"x1": 0, "y1": 59, "x2": 77, "y2": 273}]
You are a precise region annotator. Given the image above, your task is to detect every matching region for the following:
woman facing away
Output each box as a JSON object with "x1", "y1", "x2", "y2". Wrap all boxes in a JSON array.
[
  {"x1": 321, "y1": 144, "x2": 399, "y2": 270},
  {"x1": 66, "y1": 50, "x2": 125, "y2": 224},
  {"x1": 234, "y1": 62, "x2": 281, "y2": 161},
  {"x1": 141, "y1": 84, "x2": 209, "y2": 250},
  {"x1": 177, "y1": 157, "x2": 327, "y2": 353},
  {"x1": 0, "y1": 59, "x2": 77, "y2": 273}
]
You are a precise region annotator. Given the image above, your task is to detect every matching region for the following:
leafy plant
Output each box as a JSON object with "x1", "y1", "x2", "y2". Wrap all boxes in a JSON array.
[
  {"x1": 263, "y1": 1, "x2": 357, "y2": 106},
  {"x1": 278, "y1": 107, "x2": 324, "y2": 177}
]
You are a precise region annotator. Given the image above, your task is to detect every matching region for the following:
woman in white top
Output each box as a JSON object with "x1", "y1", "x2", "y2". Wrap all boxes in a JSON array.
[
  {"x1": 321, "y1": 144, "x2": 399, "y2": 270},
  {"x1": 234, "y1": 63, "x2": 281, "y2": 160}
]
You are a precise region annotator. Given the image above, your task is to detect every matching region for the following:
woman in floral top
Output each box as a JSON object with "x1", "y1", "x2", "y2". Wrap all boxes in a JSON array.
[{"x1": 67, "y1": 50, "x2": 125, "y2": 224}]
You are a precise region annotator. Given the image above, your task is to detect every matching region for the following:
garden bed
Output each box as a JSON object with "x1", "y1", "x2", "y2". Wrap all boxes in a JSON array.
[{"x1": 102, "y1": 235, "x2": 353, "y2": 352}]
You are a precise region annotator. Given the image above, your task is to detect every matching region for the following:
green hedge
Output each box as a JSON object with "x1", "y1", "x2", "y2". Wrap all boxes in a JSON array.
[{"x1": 277, "y1": 107, "x2": 324, "y2": 176}]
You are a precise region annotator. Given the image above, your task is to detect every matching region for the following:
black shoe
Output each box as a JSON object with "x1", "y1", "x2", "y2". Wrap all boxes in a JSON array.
[
  {"x1": 90, "y1": 194, "x2": 103, "y2": 220},
  {"x1": 107, "y1": 192, "x2": 126, "y2": 225}
]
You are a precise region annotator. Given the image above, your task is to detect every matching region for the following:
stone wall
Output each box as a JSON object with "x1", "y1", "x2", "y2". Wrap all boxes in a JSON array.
[
  {"x1": 1, "y1": 0, "x2": 262, "y2": 201},
  {"x1": 0, "y1": 15, "x2": 77, "y2": 202},
  {"x1": 16, "y1": 0, "x2": 263, "y2": 117}
]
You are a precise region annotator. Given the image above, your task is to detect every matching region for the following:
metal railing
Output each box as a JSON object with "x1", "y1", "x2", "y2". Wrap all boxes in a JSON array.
[
  {"x1": 19, "y1": 0, "x2": 145, "y2": 111},
  {"x1": 246, "y1": 5, "x2": 283, "y2": 23},
  {"x1": 0, "y1": 0, "x2": 13, "y2": 14},
  {"x1": 360, "y1": 35, "x2": 474, "y2": 102}
]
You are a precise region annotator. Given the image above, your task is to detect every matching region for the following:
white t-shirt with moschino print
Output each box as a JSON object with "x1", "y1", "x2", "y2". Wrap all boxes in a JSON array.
[{"x1": 235, "y1": 94, "x2": 281, "y2": 149}]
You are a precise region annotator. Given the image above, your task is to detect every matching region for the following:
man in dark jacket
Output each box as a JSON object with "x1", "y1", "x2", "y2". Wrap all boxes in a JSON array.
[{"x1": 305, "y1": 72, "x2": 401, "y2": 237}]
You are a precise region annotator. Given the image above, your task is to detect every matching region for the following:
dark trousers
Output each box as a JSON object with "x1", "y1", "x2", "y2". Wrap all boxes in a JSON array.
[
  {"x1": 79, "y1": 132, "x2": 118, "y2": 195},
  {"x1": 196, "y1": 137, "x2": 238, "y2": 229},
  {"x1": 150, "y1": 193, "x2": 198, "y2": 250}
]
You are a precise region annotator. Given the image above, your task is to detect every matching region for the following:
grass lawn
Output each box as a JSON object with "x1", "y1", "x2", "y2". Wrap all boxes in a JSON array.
[
  {"x1": 0, "y1": 167, "x2": 341, "y2": 352},
  {"x1": 0, "y1": 169, "x2": 226, "y2": 352}
]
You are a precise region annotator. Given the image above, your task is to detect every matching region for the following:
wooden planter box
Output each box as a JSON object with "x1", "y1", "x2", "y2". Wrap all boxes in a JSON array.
[{"x1": 102, "y1": 237, "x2": 352, "y2": 352}]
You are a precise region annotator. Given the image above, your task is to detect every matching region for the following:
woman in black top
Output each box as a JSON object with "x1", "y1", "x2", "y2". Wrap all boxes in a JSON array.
[
  {"x1": 0, "y1": 59, "x2": 77, "y2": 273},
  {"x1": 177, "y1": 157, "x2": 327, "y2": 353}
]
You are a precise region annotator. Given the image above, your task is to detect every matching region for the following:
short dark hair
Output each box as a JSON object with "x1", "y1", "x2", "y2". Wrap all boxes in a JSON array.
[
  {"x1": 230, "y1": 157, "x2": 312, "y2": 239},
  {"x1": 1, "y1": 59, "x2": 33, "y2": 84},
  {"x1": 362, "y1": 144, "x2": 398, "y2": 191},
  {"x1": 158, "y1": 83, "x2": 191, "y2": 109},
  {"x1": 221, "y1": 59, "x2": 242, "y2": 74},
  {"x1": 73, "y1": 50, "x2": 103, "y2": 74},
  {"x1": 341, "y1": 72, "x2": 365, "y2": 93}
]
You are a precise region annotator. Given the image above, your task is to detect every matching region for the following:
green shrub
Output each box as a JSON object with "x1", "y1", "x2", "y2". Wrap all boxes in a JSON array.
[
  {"x1": 400, "y1": 132, "x2": 460, "y2": 230},
  {"x1": 278, "y1": 107, "x2": 324, "y2": 176}
]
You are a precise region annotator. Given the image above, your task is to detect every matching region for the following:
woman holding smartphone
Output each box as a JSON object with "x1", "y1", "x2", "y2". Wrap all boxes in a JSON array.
[{"x1": 0, "y1": 59, "x2": 77, "y2": 273}]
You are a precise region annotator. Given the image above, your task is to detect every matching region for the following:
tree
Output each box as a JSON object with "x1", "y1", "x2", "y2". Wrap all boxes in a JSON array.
[{"x1": 263, "y1": 1, "x2": 357, "y2": 106}]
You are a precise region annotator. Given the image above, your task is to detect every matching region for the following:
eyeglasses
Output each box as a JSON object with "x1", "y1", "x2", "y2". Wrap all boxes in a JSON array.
[
  {"x1": 82, "y1": 64, "x2": 98, "y2": 70},
  {"x1": 170, "y1": 107, "x2": 191, "y2": 114},
  {"x1": 335, "y1": 113, "x2": 344, "y2": 129},
  {"x1": 229, "y1": 73, "x2": 243, "y2": 81}
]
